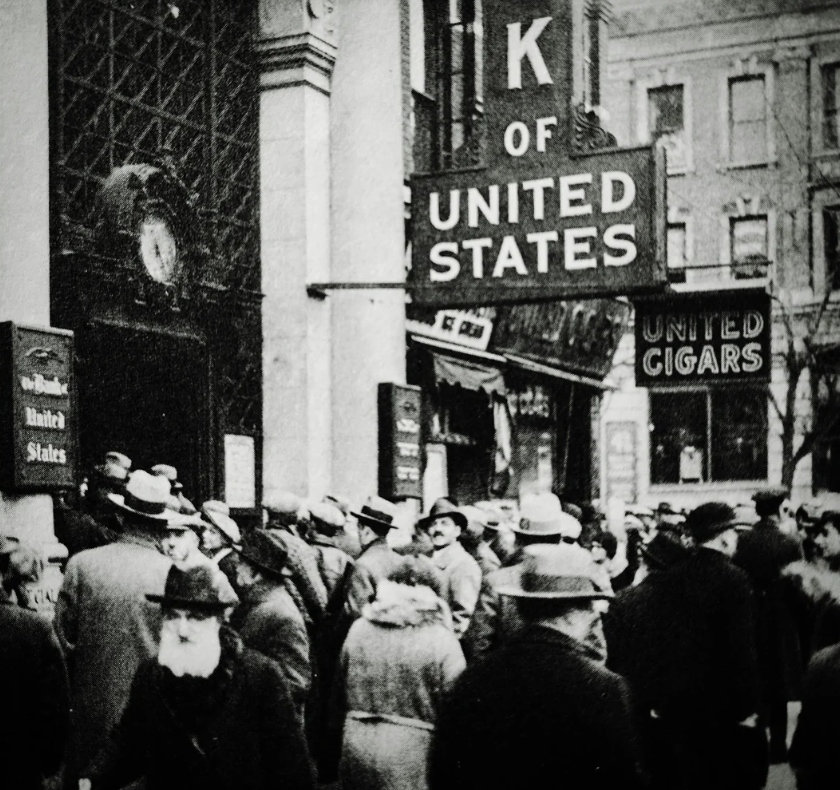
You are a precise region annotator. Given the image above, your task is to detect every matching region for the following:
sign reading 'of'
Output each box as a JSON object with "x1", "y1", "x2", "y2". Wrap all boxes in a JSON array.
[{"x1": 409, "y1": 0, "x2": 667, "y2": 307}]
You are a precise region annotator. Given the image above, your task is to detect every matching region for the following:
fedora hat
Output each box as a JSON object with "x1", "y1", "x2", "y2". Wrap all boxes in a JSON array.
[
  {"x1": 147, "y1": 564, "x2": 239, "y2": 612},
  {"x1": 94, "y1": 451, "x2": 132, "y2": 482},
  {"x1": 352, "y1": 496, "x2": 399, "y2": 531},
  {"x1": 496, "y1": 543, "x2": 613, "y2": 600},
  {"x1": 417, "y1": 498, "x2": 468, "y2": 531},
  {"x1": 0, "y1": 534, "x2": 20, "y2": 555},
  {"x1": 512, "y1": 493, "x2": 580, "y2": 538},
  {"x1": 324, "y1": 493, "x2": 352, "y2": 518},
  {"x1": 308, "y1": 501, "x2": 345, "y2": 532},
  {"x1": 684, "y1": 502, "x2": 740, "y2": 544},
  {"x1": 473, "y1": 501, "x2": 504, "y2": 531},
  {"x1": 201, "y1": 500, "x2": 241, "y2": 544},
  {"x1": 640, "y1": 532, "x2": 688, "y2": 571},
  {"x1": 108, "y1": 470, "x2": 190, "y2": 524},
  {"x1": 234, "y1": 530, "x2": 288, "y2": 579},
  {"x1": 151, "y1": 463, "x2": 184, "y2": 492}
]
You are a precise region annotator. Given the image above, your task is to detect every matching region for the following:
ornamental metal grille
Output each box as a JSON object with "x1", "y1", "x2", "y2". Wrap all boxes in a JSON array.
[{"x1": 50, "y1": 0, "x2": 260, "y2": 293}]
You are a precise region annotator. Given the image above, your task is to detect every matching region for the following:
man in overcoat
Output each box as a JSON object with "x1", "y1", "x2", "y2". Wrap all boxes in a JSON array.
[
  {"x1": 0, "y1": 534, "x2": 70, "y2": 790},
  {"x1": 734, "y1": 487, "x2": 804, "y2": 761},
  {"x1": 430, "y1": 543, "x2": 644, "y2": 790},
  {"x1": 56, "y1": 470, "x2": 182, "y2": 781},
  {"x1": 605, "y1": 502, "x2": 764, "y2": 790},
  {"x1": 343, "y1": 496, "x2": 403, "y2": 619},
  {"x1": 417, "y1": 498, "x2": 482, "y2": 638},
  {"x1": 80, "y1": 564, "x2": 316, "y2": 790},
  {"x1": 229, "y1": 529, "x2": 312, "y2": 717}
]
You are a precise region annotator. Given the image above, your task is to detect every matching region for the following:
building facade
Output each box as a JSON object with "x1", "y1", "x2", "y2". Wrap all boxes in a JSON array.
[{"x1": 601, "y1": 0, "x2": 840, "y2": 509}]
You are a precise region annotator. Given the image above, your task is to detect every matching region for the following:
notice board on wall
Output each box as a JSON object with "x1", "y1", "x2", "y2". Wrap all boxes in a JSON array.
[{"x1": 605, "y1": 422, "x2": 637, "y2": 504}]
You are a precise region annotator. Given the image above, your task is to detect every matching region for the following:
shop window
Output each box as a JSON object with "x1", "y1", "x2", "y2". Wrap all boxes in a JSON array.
[
  {"x1": 650, "y1": 388, "x2": 767, "y2": 485},
  {"x1": 729, "y1": 75, "x2": 767, "y2": 163},
  {"x1": 648, "y1": 84, "x2": 686, "y2": 172},
  {"x1": 731, "y1": 216, "x2": 769, "y2": 279},
  {"x1": 823, "y1": 208, "x2": 840, "y2": 291},
  {"x1": 426, "y1": 0, "x2": 484, "y2": 170},
  {"x1": 667, "y1": 223, "x2": 687, "y2": 283},
  {"x1": 823, "y1": 62, "x2": 840, "y2": 149}
]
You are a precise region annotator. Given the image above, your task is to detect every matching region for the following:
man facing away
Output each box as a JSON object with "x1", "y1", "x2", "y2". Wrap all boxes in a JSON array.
[
  {"x1": 430, "y1": 543, "x2": 644, "y2": 790},
  {"x1": 605, "y1": 502, "x2": 764, "y2": 790},
  {"x1": 56, "y1": 470, "x2": 182, "y2": 782},
  {"x1": 79, "y1": 564, "x2": 316, "y2": 790}
]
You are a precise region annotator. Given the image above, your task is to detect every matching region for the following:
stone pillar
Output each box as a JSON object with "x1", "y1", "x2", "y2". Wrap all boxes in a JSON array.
[
  {"x1": 0, "y1": 0, "x2": 54, "y2": 542},
  {"x1": 330, "y1": 0, "x2": 407, "y2": 503},
  {"x1": 259, "y1": 0, "x2": 337, "y2": 501}
]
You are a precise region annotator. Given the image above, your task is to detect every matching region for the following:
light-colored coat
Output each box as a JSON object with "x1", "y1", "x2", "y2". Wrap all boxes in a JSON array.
[
  {"x1": 55, "y1": 533, "x2": 171, "y2": 775},
  {"x1": 432, "y1": 541, "x2": 481, "y2": 638},
  {"x1": 338, "y1": 581, "x2": 465, "y2": 790}
]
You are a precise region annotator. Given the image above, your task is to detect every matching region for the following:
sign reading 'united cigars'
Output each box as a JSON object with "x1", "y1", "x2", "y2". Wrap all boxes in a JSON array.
[
  {"x1": 409, "y1": 0, "x2": 667, "y2": 307},
  {"x1": 0, "y1": 323, "x2": 77, "y2": 491},
  {"x1": 634, "y1": 291, "x2": 772, "y2": 387}
]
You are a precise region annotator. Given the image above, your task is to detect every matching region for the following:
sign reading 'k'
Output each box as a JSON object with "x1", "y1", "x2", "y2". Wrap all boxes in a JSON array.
[{"x1": 409, "y1": 0, "x2": 668, "y2": 306}]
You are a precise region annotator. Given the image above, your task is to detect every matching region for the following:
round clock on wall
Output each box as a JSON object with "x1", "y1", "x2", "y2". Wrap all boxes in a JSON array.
[{"x1": 138, "y1": 209, "x2": 180, "y2": 285}]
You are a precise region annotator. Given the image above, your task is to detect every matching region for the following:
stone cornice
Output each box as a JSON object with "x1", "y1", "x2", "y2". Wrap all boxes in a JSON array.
[{"x1": 256, "y1": 32, "x2": 337, "y2": 95}]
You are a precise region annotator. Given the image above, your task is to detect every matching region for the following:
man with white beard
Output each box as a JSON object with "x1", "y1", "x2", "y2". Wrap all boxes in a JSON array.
[{"x1": 79, "y1": 563, "x2": 316, "y2": 790}]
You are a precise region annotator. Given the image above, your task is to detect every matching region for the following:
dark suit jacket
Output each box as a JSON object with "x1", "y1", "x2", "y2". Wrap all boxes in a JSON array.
[
  {"x1": 430, "y1": 625, "x2": 645, "y2": 790},
  {"x1": 734, "y1": 523, "x2": 804, "y2": 702},
  {"x1": 789, "y1": 643, "x2": 840, "y2": 783},
  {"x1": 0, "y1": 599, "x2": 70, "y2": 789},
  {"x1": 605, "y1": 547, "x2": 759, "y2": 724}
]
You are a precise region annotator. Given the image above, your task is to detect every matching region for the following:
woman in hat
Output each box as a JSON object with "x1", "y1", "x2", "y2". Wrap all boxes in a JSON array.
[{"x1": 336, "y1": 556, "x2": 465, "y2": 790}]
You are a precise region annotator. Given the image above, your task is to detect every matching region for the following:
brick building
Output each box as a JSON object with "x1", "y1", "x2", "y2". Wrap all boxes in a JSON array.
[{"x1": 601, "y1": 0, "x2": 840, "y2": 508}]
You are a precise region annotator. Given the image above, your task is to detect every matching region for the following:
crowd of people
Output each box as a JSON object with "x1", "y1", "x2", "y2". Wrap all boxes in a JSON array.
[{"x1": 4, "y1": 448, "x2": 840, "y2": 790}]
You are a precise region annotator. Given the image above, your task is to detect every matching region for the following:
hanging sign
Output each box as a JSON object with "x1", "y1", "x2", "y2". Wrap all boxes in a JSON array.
[
  {"x1": 0, "y1": 323, "x2": 77, "y2": 491},
  {"x1": 634, "y1": 290, "x2": 772, "y2": 386},
  {"x1": 408, "y1": 0, "x2": 667, "y2": 306},
  {"x1": 378, "y1": 383, "x2": 423, "y2": 500}
]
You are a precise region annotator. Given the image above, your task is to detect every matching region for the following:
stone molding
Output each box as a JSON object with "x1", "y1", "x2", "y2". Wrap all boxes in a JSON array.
[{"x1": 257, "y1": 32, "x2": 337, "y2": 95}]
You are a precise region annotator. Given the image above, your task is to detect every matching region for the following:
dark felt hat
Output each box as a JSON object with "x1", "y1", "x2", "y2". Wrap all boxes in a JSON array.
[
  {"x1": 234, "y1": 529, "x2": 288, "y2": 579},
  {"x1": 640, "y1": 532, "x2": 688, "y2": 571},
  {"x1": 351, "y1": 496, "x2": 400, "y2": 531},
  {"x1": 684, "y1": 502, "x2": 740, "y2": 544},
  {"x1": 417, "y1": 498, "x2": 468, "y2": 532},
  {"x1": 147, "y1": 564, "x2": 239, "y2": 611},
  {"x1": 752, "y1": 487, "x2": 789, "y2": 507}
]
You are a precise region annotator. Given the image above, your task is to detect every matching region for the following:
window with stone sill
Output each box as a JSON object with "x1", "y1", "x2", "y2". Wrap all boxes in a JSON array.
[
  {"x1": 648, "y1": 84, "x2": 686, "y2": 173},
  {"x1": 823, "y1": 62, "x2": 840, "y2": 150},
  {"x1": 731, "y1": 215, "x2": 769, "y2": 280},
  {"x1": 650, "y1": 388, "x2": 768, "y2": 485},
  {"x1": 822, "y1": 207, "x2": 840, "y2": 291},
  {"x1": 728, "y1": 75, "x2": 767, "y2": 164},
  {"x1": 667, "y1": 222, "x2": 687, "y2": 284}
]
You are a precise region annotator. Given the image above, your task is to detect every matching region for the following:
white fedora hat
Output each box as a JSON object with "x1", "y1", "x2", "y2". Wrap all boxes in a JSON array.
[{"x1": 108, "y1": 470, "x2": 191, "y2": 524}]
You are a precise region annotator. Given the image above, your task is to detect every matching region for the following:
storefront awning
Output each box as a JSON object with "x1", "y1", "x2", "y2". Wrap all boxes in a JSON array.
[
  {"x1": 503, "y1": 352, "x2": 618, "y2": 391},
  {"x1": 411, "y1": 335, "x2": 507, "y2": 395}
]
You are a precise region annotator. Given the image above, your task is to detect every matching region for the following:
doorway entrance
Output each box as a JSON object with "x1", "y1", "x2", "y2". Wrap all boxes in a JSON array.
[{"x1": 76, "y1": 322, "x2": 210, "y2": 504}]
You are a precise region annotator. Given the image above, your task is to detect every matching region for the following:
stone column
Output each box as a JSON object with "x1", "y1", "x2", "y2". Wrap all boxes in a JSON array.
[
  {"x1": 259, "y1": 0, "x2": 337, "y2": 501},
  {"x1": 0, "y1": 0, "x2": 54, "y2": 542},
  {"x1": 329, "y1": 0, "x2": 407, "y2": 503}
]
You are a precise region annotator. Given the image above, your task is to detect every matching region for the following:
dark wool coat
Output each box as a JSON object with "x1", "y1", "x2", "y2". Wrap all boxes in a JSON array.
[
  {"x1": 343, "y1": 538, "x2": 403, "y2": 619},
  {"x1": 734, "y1": 523, "x2": 804, "y2": 703},
  {"x1": 605, "y1": 547, "x2": 760, "y2": 724},
  {"x1": 229, "y1": 577, "x2": 312, "y2": 713},
  {"x1": 0, "y1": 598, "x2": 70, "y2": 790},
  {"x1": 429, "y1": 625, "x2": 646, "y2": 790},
  {"x1": 85, "y1": 630, "x2": 316, "y2": 790},
  {"x1": 789, "y1": 642, "x2": 840, "y2": 787}
]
